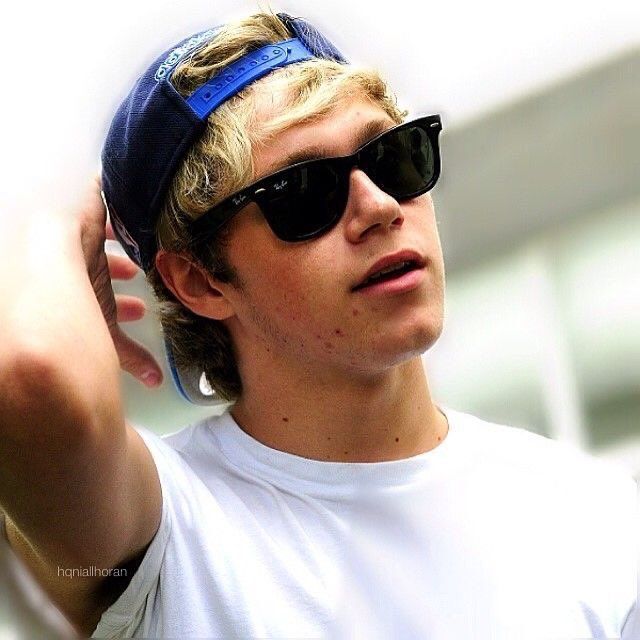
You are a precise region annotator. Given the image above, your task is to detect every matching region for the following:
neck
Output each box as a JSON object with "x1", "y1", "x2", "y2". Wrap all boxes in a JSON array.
[{"x1": 230, "y1": 356, "x2": 448, "y2": 463}]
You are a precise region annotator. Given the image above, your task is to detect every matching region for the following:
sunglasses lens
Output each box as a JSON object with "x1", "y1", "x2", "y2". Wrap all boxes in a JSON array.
[
  {"x1": 261, "y1": 165, "x2": 347, "y2": 241},
  {"x1": 255, "y1": 119, "x2": 438, "y2": 242},
  {"x1": 363, "y1": 125, "x2": 435, "y2": 198}
]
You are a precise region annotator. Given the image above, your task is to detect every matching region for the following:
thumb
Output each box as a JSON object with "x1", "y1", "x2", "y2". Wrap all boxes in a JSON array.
[{"x1": 111, "y1": 327, "x2": 164, "y2": 388}]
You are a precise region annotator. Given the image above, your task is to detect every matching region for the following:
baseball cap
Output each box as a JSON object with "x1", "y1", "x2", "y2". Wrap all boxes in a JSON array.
[{"x1": 101, "y1": 13, "x2": 348, "y2": 404}]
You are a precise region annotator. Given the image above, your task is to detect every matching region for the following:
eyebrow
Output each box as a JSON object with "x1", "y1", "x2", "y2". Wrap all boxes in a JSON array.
[{"x1": 270, "y1": 117, "x2": 396, "y2": 173}]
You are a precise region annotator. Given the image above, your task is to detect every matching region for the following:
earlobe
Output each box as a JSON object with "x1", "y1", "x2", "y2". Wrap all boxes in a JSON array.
[{"x1": 155, "y1": 250, "x2": 236, "y2": 321}]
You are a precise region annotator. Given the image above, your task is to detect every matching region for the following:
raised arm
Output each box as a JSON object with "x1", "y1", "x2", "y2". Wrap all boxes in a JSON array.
[{"x1": 0, "y1": 179, "x2": 164, "y2": 635}]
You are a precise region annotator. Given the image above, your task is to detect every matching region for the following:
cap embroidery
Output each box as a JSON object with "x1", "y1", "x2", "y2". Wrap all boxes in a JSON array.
[{"x1": 155, "y1": 28, "x2": 218, "y2": 81}]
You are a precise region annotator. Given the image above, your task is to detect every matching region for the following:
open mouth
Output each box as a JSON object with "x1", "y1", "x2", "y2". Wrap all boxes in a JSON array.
[{"x1": 352, "y1": 260, "x2": 422, "y2": 292}]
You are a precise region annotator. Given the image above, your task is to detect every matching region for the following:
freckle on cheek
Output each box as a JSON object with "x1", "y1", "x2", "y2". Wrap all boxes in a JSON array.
[
  {"x1": 324, "y1": 341, "x2": 334, "y2": 350},
  {"x1": 334, "y1": 328, "x2": 344, "y2": 336},
  {"x1": 352, "y1": 309, "x2": 359, "y2": 316}
]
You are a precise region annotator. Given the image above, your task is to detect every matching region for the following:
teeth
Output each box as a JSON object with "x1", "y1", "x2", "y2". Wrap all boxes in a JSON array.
[
  {"x1": 375, "y1": 261, "x2": 410, "y2": 277},
  {"x1": 364, "y1": 261, "x2": 411, "y2": 285}
]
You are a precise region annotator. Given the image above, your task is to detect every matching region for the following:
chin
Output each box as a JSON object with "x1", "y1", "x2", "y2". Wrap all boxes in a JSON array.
[
  {"x1": 376, "y1": 310, "x2": 444, "y2": 368},
  {"x1": 404, "y1": 322, "x2": 443, "y2": 360},
  {"x1": 409, "y1": 297, "x2": 444, "y2": 347}
]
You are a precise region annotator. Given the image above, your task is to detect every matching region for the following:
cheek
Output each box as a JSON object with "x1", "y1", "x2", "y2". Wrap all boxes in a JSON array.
[
  {"x1": 413, "y1": 195, "x2": 444, "y2": 265},
  {"x1": 225, "y1": 215, "x2": 351, "y2": 355},
  {"x1": 236, "y1": 271, "x2": 352, "y2": 362},
  {"x1": 242, "y1": 253, "x2": 340, "y2": 330}
]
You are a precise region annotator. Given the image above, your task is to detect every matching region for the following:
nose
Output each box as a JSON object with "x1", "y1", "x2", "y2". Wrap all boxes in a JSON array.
[{"x1": 342, "y1": 168, "x2": 404, "y2": 243}]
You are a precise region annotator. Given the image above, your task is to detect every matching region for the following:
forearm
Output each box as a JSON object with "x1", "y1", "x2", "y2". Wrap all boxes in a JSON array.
[
  {"x1": 0, "y1": 211, "x2": 120, "y2": 422},
  {"x1": 0, "y1": 186, "x2": 162, "y2": 637}
]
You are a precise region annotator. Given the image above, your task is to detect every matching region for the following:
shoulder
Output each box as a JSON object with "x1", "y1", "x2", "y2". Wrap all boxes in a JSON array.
[
  {"x1": 130, "y1": 412, "x2": 237, "y2": 499},
  {"x1": 446, "y1": 407, "x2": 636, "y2": 497},
  {"x1": 133, "y1": 413, "x2": 217, "y2": 463},
  {"x1": 128, "y1": 418, "x2": 216, "y2": 506}
]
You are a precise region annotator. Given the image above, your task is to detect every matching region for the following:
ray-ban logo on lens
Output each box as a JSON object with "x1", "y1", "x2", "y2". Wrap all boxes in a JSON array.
[
  {"x1": 273, "y1": 179, "x2": 288, "y2": 191},
  {"x1": 232, "y1": 194, "x2": 247, "y2": 207}
]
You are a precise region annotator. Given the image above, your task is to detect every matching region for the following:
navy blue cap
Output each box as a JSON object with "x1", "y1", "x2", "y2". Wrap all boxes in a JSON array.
[{"x1": 101, "y1": 13, "x2": 347, "y2": 272}]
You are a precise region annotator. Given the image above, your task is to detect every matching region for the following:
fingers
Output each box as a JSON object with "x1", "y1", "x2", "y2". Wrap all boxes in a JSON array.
[
  {"x1": 112, "y1": 295, "x2": 162, "y2": 386},
  {"x1": 111, "y1": 326, "x2": 164, "y2": 388},
  {"x1": 96, "y1": 174, "x2": 162, "y2": 389},
  {"x1": 116, "y1": 294, "x2": 146, "y2": 323},
  {"x1": 89, "y1": 175, "x2": 162, "y2": 388},
  {"x1": 107, "y1": 253, "x2": 138, "y2": 280}
]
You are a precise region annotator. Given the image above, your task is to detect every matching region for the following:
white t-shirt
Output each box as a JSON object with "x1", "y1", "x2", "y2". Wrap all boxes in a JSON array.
[{"x1": 1, "y1": 408, "x2": 637, "y2": 639}]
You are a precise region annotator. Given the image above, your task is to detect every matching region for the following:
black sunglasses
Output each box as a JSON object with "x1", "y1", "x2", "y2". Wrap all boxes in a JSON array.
[{"x1": 190, "y1": 114, "x2": 442, "y2": 244}]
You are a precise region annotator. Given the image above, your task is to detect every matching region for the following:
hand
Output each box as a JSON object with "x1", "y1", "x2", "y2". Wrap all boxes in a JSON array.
[{"x1": 78, "y1": 177, "x2": 163, "y2": 388}]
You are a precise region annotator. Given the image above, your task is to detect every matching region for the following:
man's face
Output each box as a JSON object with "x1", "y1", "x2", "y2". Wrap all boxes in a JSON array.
[{"x1": 218, "y1": 96, "x2": 445, "y2": 378}]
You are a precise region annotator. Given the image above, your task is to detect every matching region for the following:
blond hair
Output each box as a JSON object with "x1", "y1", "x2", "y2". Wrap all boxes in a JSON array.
[{"x1": 147, "y1": 12, "x2": 407, "y2": 401}]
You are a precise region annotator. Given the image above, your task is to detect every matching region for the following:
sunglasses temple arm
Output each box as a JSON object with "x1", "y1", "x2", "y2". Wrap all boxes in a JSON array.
[{"x1": 189, "y1": 201, "x2": 246, "y2": 248}]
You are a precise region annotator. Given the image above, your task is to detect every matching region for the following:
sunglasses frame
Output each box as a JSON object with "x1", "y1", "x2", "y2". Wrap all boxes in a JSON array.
[{"x1": 190, "y1": 114, "x2": 442, "y2": 244}]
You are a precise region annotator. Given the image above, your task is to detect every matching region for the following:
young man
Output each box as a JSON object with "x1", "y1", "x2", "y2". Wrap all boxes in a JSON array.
[{"x1": 0, "y1": 10, "x2": 637, "y2": 639}]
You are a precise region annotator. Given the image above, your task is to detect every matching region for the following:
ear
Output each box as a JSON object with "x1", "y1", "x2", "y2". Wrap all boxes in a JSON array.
[{"x1": 155, "y1": 249, "x2": 235, "y2": 321}]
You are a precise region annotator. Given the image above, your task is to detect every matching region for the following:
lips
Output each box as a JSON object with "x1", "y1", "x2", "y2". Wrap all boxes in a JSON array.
[{"x1": 352, "y1": 250, "x2": 426, "y2": 292}]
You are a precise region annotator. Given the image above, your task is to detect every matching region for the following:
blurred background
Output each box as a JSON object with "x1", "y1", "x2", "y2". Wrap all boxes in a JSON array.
[{"x1": 0, "y1": 0, "x2": 638, "y2": 635}]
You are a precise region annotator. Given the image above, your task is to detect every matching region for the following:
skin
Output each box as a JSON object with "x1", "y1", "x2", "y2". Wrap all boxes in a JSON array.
[{"x1": 157, "y1": 95, "x2": 449, "y2": 462}]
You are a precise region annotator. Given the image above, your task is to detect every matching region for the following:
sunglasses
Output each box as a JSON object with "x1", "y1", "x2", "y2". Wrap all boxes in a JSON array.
[{"x1": 190, "y1": 114, "x2": 442, "y2": 244}]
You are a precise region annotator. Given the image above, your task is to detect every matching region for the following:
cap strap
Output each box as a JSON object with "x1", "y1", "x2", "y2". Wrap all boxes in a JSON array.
[{"x1": 187, "y1": 37, "x2": 314, "y2": 119}]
